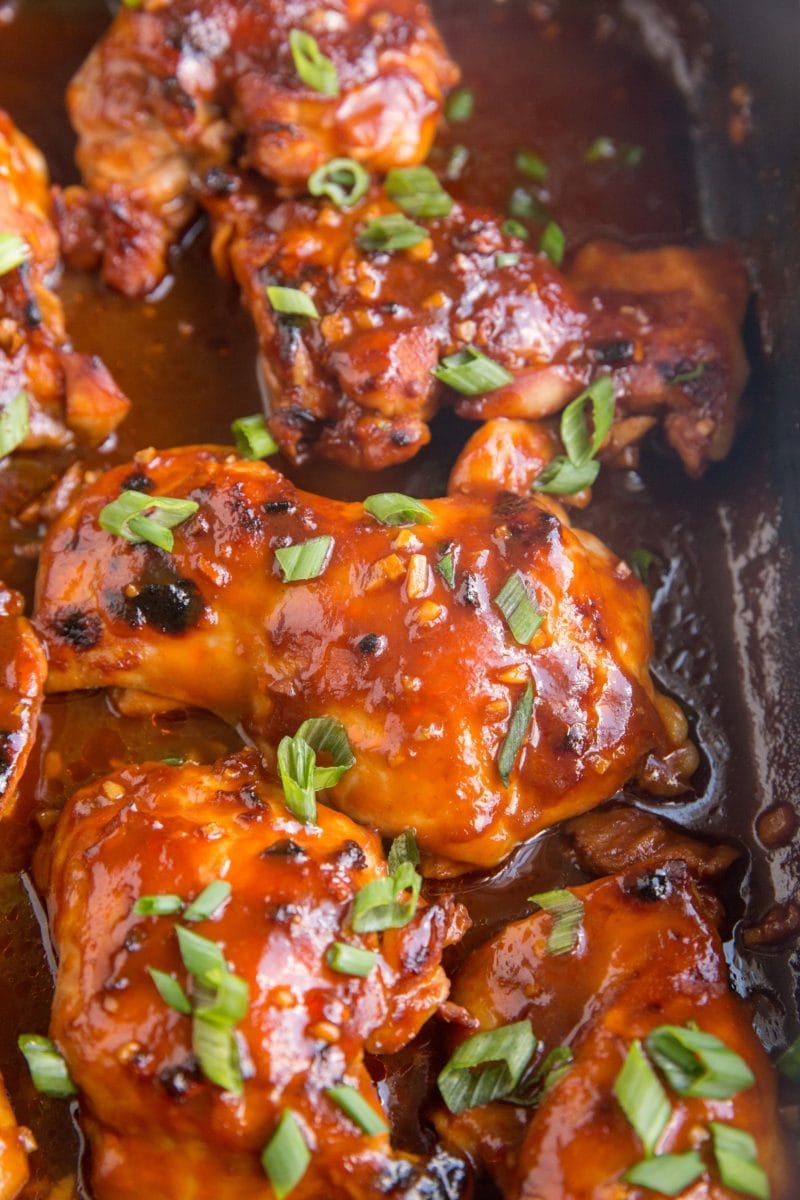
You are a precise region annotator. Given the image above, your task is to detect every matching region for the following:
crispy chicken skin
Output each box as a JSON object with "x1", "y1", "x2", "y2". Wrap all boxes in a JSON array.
[
  {"x1": 0, "y1": 111, "x2": 129, "y2": 449},
  {"x1": 32, "y1": 446, "x2": 690, "y2": 871},
  {"x1": 61, "y1": 0, "x2": 458, "y2": 296},
  {"x1": 434, "y1": 870, "x2": 793, "y2": 1200},
  {"x1": 207, "y1": 180, "x2": 748, "y2": 473},
  {"x1": 0, "y1": 586, "x2": 46, "y2": 821},
  {"x1": 44, "y1": 750, "x2": 469, "y2": 1200},
  {"x1": 0, "y1": 1074, "x2": 30, "y2": 1200}
]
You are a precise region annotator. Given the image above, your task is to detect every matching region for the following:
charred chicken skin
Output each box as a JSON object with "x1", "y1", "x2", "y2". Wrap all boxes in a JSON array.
[
  {"x1": 0, "y1": 111, "x2": 129, "y2": 451},
  {"x1": 32, "y1": 446, "x2": 693, "y2": 871},
  {"x1": 434, "y1": 869, "x2": 793, "y2": 1199},
  {"x1": 207, "y1": 180, "x2": 748, "y2": 473},
  {"x1": 0, "y1": 585, "x2": 46, "y2": 821},
  {"x1": 61, "y1": 0, "x2": 458, "y2": 296},
  {"x1": 44, "y1": 750, "x2": 468, "y2": 1200}
]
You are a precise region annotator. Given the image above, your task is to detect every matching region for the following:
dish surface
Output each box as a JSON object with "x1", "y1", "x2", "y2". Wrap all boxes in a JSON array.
[{"x1": 0, "y1": 1, "x2": 799, "y2": 1196}]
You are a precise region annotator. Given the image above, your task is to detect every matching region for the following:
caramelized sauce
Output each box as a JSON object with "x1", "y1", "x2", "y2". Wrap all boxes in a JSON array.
[{"x1": 0, "y1": 2, "x2": 796, "y2": 1195}]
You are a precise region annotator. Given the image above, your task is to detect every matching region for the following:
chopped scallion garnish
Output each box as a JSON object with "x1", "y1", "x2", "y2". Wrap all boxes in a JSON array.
[
  {"x1": 515, "y1": 149, "x2": 549, "y2": 182},
  {"x1": 0, "y1": 391, "x2": 30, "y2": 457},
  {"x1": 262, "y1": 1110, "x2": 311, "y2": 1199},
  {"x1": 147, "y1": 967, "x2": 192, "y2": 1015},
  {"x1": 363, "y1": 492, "x2": 435, "y2": 527},
  {"x1": 0, "y1": 232, "x2": 30, "y2": 276},
  {"x1": 645, "y1": 1023, "x2": 755, "y2": 1099},
  {"x1": 508, "y1": 186, "x2": 547, "y2": 222},
  {"x1": 613, "y1": 1039, "x2": 670, "y2": 1156},
  {"x1": 437, "y1": 1020, "x2": 537, "y2": 1114},
  {"x1": 445, "y1": 86, "x2": 474, "y2": 123},
  {"x1": 495, "y1": 251, "x2": 520, "y2": 269},
  {"x1": 497, "y1": 681, "x2": 533, "y2": 788},
  {"x1": 194, "y1": 969, "x2": 249, "y2": 1028},
  {"x1": 175, "y1": 925, "x2": 229, "y2": 987},
  {"x1": 494, "y1": 570, "x2": 542, "y2": 646},
  {"x1": 777, "y1": 1034, "x2": 800, "y2": 1080},
  {"x1": 669, "y1": 363, "x2": 706, "y2": 386},
  {"x1": 387, "y1": 830, "x2": 420, "y2": 875},
  {"x1": 295, "y1": 716, "x2": 355, "y2": 789},
  {"x1": 351, "y1": 852, "x2": 421, "y2": 933},
  {"x1": 560, "y1": 377, "x2": 615, "y2": 464},
  {"x1": 528, "y1": 889, "x2": 584, "y2": 955},
  {"x1": 444, "y1": 144, "x2": 470, "y2": 181},
  {"x1": 326, "y1": 941, "x2": 376, "y2": 977},
  {"x1": 629, "y1": 547, "x2": 660, "y2": 584},
  {"x1": 183, "y1": 880, "x2": 232, "y2": 923},
  {"x1": 358, "y1": 213, "x2": 427, "y2": 252},
  {"x1": 384, "y1": 166, "x2": 453, "y2": 219},
  {"x1": 192, "y1": 1013, "x2": 243, "y2": 1093},
  {"x1": 98, "y1": 490, "x2": 199, "y2": 553},
  {"x1": 327, "y1": 1084, "x2": 388, "y2": 1135},
  {"x1": 539, "y1": 220, "x2": 565, "y2": 266},
  {"x1": 585, "y1": 135, "x2": 616, "y2": 163},
  {"x1": 267, "y1": 285, "x2": 320, "y2": 320},
  {"x1": 277, "y1": 730, "x2": 317, "y2": 823},
  {"x1": 289, "y1": 29, "x2": 339, "y2": 97},
  {"x1": 308, "y1": 157, "x2": 369, "y2": 208},
  {"x1": 507, "y1": 1044, "x2": 573, "y2": 1106},
  {"x1": 436, "y1": 545, "x2": 456, "y2": 588},
  {"x1": 433, "y1": 345, "x2": 514, "y2": 395},
  {"x1": 710, "y1": 1123, "x2": 769, "y2": 1200},
  {"x1": 134, "y1": 893, "x2": 184, "y2": 917},
  {"x1": 18, "y1": 1035, "x2": 77, "y2": 1098},
  {"x1": 623, "y1": 1152, "x2": 706, "y2": 1196},
  {"x1": 231, "y1": 414, "x2": 279, "y2": 459},
  {"x1": 531, "y1": 455, "x2": 599, "y2": 495},
  {"x1": 275, "y1": 535, "x2": 333, "y2": 582},
  {"x1": 501, "y1": 218, "x2": 529, "y2": 240}
]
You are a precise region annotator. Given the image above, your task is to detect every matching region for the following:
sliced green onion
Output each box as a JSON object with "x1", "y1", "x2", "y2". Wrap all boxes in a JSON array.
[
  {"x1": 496, "y1": 251, "x2": 520, "y2": 269},
  {"x1": 18, "y1": 1035, "x2": 77, "y2": 1098},
  {"x1": 0, "y1": 391, "x2": 29, "y2": 457},
  {"x1": 134, "y1": 893, "x2": 184, "y2": 916},
  {"x1": 445, "y1": 144, "x2": 470, "y2": 181},
  {"x1": 528, "y1": 889, "x2": 584, "y2": 955},
  {"x1": 147, "y1": 967, "x2": 192, "y2": 1015},
  {"x1": 501, "y1": 218, "x2": 529, "y2": 240},
  {"x1": 515, "y1": 149, "x2": 549, "y2": 182},
  {"x1": 327, "y1": 1084, "x2": 388, "y2": 1135},
  {"x1": 363, "y1": 492, "x2": 435, "y2": 527},
  {"x1": 289, "y1": 29, "x2": 339, "y2": 97},
  {"x1": 183, "y1": 880, "x2": 231, "y2": 923},
  {"x1": 436, "y1": 545, "x2": 456, "y2": 588},
  {"x1": 777, "y1": 1034, "x2": 800, "y2": 1080},
  {"x1": 497, "y1": 681, "x2": 533, "y2": 788},
  {"x1": 192, "y1": 1013, "x2": 243, "y2": 1093},
  {"x1": 0, "y1": 232, "x2": 30, "y2": 276},
  {"x1": 560, "y1": 377, "x2": 615, "y2": 465},
  {"x1": 585, "y1": 135, "x2": 616, "y2": 163},
  {"x1": 176, "y1": 925, "x2": 228, "y2": 987},
  {"x1": 308, "y1": 157, "x2": 369, "y2": 208},
  {"x1": 277, "y1": 731, "x2": 317, "y2": 824},
  {"x1": 262, "y1": 1110, "x2": 311, "y2": 1200},
  {"x1": 508, "y1": 186, "x2": 547, "y2": 222},
  {"x1": 231, "y1": 414, "x2": 279, "y2": 459},
  {"x1": 539, "y1": 220, "x2": 565, "y2": 266},
  {"x1": 710, "y1": 1122, "x2": 769, "y2": 1200},
  {"x1": 669, "y1": 363, "x2": 706, "y2": 386},
  {"x1": 358, "y1": 213, "x2": 427, "y2": 252},
  {"x1": 613, "y1": 1040, "x2": 671, "y2": 1156},
  {"x1": 326, "y1": 941, "x2": 376, "y2": 977},
  {"x1": 98, "y1": 490, "x2": 199, "y2": 553},
  {"x1": 622, "y1": 144, "x2": 644, "y2": 167},
  {"x1": 438, "y1": 1020, "x2": 537, "y2": 1114},
  {"x1": 296, "y1": 716, "x2": 355, "y2": 789},
  {"x1": 275, "y1": 535, "x2": 333, "y2": 582},
  {"x1": 433, "y1": 346, "x2": 514, "y2": 396},
  {"x1": 161, "y1": 756, "x2": 185, "y2": 766},
  {"x1": 194, "y1": 970, "x2": 249, "y2": 1028},
  {"x1": 507, "y1": 1044, "x2": 573, "y2": 1106},
  {"x1": 351, "y1": 860, "x2": 421, "y2": 933},
  {"x1": 645, "y1": 1024, "x2": 755, "y2": 1100},
  {"x1": 629, "y1": 547, "x2": 660, "y2": 584},
  {"x1": 623, "y1": 1153, "x2": 706, "y2": 1196},
  {"x1": 494, "y1": 570, "x2": 542, "y2": 645},
  {"x1": 387, "y1": 830, "x2": 420, "y2": 875},
  {"x1": 445, "y1": 86, "x2": 474, "y2": 123},
  {"x1": 267, "y1": 285, "x2": 320, "y2": 320},
  {"x1": 532, "y1": 455, "x2": 600, "y2": 495},
  {"x1": 385, "y1": 166, "x2": 453, "y2": 219}
]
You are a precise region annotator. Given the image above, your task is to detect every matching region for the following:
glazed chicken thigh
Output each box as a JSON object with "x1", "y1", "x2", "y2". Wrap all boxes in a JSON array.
[
  {"x1": 44, "y1": 750, "x2": 468, "y2": 1200},
  {"x1": 434, "y1": 869, "x2": 793, "y2": 1199},
  {"x1": 33, "y1": 446, "x2": 694, "y2": 871},
  {"x1": 207, "y1": 179, "x2": 748, "y2": 473},
  {"x1": 0, "y1": 111, "x2": 129, "y2": 451},
  {"x1": 60, "y1": 0, "x2": 458, "y2": 296},
  {"x1": 0, "y1": 585, "x2": 46, "y2": 821}
]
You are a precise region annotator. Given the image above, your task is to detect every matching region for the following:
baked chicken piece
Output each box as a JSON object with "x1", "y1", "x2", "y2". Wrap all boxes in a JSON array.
[
  {"x1": 206, "y1": 180, "x2": 748, "y2": 473},
  {"x1": 33, "y1": 446, "x2": 694, "y2": 871},
  {"x1": 43, "y1": 750, "x2": 468, "y2": 1200},
  {"x1": 447, "y1": 418, "x2": 591, "y2": 508},
  {"x1": 60, "y1": 0, "x2": 458, "y2": 296},
  {"x1": 0, "y1": 1074, "x2": 30, "y2": 1200},
  {"x1": 0, "y1": 584, "x2": 46, "y2": 821},
  {"x1": 434, "y1": 869, "x2": 793, "y2": 1199},
  {"x1": 0, "y1": 110, "x2": 129, "y2": 451}
]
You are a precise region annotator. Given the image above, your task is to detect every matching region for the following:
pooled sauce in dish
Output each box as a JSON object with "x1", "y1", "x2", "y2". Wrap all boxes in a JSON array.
[{"x1": 0, "y1": 1, "x2": 797, "y2": 1196}]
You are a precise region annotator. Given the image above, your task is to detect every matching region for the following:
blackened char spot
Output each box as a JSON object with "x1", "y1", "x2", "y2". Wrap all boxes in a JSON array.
[
  {"x1": 263, "y1": 499, "x2": 297, "y2": 516},
  {"x1": 357, "y1": 633, "x2": 384, "y2": 655},
  {"x1": 458, "y1": 573, "x2": 480, "y2": 608},
  {"x1": 262, "y1": 839, "x2": 306, "y2": 860},
  {"x1": 51, "y1": 606, "x2": 102, "y2": 650},
  {"x1": 124, "y1": 579, "x2": 203, "y2": 635},
  {"x1": 228, "y1": 483, "x2": 263, "y2": 536},
  {"x1": 496, "y1": 491, "x2": 559, "y2": 550},
  {"x1": 158, "y1": 1060, "x2": 203, "y2": 1100},
  {"x1": 390, "y1": 428, "x2": 414, "y2": 447},
  {"x1": 379, "y1": 1147, "x2": 468, "y2": 1198},
  {"x1": 593, "y1": 339, "x2": 635, "y2": 365},
  {"x1": 120, "y1": 471, "x2": 154, "y2": 493},
  {"x1": 335, "y1": 840, "x2": 368, "y2": 871},
  {"x1": 634, "y1": 869, "x2": 672, "y2": 902}
]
